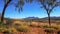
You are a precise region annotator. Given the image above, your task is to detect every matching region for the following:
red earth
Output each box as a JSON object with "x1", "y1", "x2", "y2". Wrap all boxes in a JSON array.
[
  {"x1": 16, "y1": 27, "x2": 57, "y2": 34},
  {"x1": 0, "y1": 27, "x2": 57, "y2": 34}
]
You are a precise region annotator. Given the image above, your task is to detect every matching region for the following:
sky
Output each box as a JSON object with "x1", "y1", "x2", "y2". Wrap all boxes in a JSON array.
[{"x1": 0, "y1": 0, "x2": 60, "y2": 19}]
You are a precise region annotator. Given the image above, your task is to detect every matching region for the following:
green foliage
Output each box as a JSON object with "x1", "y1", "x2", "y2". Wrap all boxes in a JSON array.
[
  {"x1": 3, "y1": 0, "x2": 9, "y2": 4},
  {"x1": 15, "y1": 0, "x2": 33, "y2": 12},
  {"x1": 15, "y1": 26, "x2": 29, "y2": 32},
  {"x1": 26, "y1": 0, "x2": 33, "y2": 3},
  {"x1": 38, "y1": 0, "x2": 60, "y2": 26}
]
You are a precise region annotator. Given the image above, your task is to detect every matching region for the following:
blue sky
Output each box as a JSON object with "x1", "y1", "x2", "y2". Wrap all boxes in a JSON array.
[{"x1": 0, "y1": 0, "x2": 60, "y2": 19}]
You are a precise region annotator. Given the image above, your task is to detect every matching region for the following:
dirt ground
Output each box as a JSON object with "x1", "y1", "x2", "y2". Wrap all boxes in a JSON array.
[
  {"x1": 16, "y1": 27, "x2": 57, "y2": 34},
  {"x1": 0, "y1": 27, "x2": 57, "y2": 34}
]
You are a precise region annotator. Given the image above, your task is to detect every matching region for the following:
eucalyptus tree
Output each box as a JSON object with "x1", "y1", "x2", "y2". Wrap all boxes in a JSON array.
[
  {"x1": 38, "y1": 0, "x2": 60, "y2": 26},
  {"x1": 0, "y1": 0, "x2": 33, "y2": 23}
]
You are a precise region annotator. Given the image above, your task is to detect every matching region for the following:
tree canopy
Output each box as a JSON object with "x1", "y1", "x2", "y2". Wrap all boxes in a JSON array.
[
  {"x1": 38, "y1": 0, "x2": 60, "y2": 14},
  {"x1": 0, "y1": 0, "x2": 33, "y2": 23}
]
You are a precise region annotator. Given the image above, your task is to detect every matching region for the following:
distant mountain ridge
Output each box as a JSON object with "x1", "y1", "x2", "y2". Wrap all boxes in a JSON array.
[
  {"x1": 20, "y1": 17, "x2": 60, "y2": 22},
  {"x1": 23, "y1": 17, "x2": 60, "y2": 20},
  {"x1": 41, "y1": 17, "x2": 60, "y2": 20},
  {"x1": 1, "y1": 16, "x2": 60, "y2": 21},
  {"x1": 23, "y1": 17, "x2": 40, "y2": 20}
]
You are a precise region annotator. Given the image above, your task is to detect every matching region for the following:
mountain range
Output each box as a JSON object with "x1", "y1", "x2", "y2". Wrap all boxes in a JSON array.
[{"x1": 1, "y1": 16, "x2": 60, "y2": 22}]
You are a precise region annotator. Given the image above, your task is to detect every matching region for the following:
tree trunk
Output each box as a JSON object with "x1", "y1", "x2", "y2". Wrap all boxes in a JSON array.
[
  {"x1": 30, "y1": 20, "x2": 32, "y2": 26},
  {"x1": 1, "y1": 0, "x2": 11, "y2": 23},
  {"x1": 48, "y1": 13, "x2": 51, "y2": 26}
]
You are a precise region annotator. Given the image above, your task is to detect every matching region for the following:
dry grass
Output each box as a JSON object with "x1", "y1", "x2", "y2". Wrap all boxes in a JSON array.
[{"x1": 1, "y1": 20, "x2": 60, "y2": 34}]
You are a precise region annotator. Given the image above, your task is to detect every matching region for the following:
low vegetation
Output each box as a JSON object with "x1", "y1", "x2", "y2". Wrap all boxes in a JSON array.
[
  {"x1": 44, "y1": 28, "x2": 57, "y2": 34},
  {"x1": 15, "y1": 26, "x2": 30, "y2": 32},
  {"x1": 0, "y1": 20, "x2": 60, "y2": 34}
]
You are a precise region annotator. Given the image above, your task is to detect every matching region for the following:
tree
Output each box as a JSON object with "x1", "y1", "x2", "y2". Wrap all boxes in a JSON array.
[
  {"x1": 38, "y1": 0, "x2": 60, "y2": 26},
  {"x1": 0, "y1": 0, "x2": 33, "y2": 23},
  {"x1": 1, "y1": 0, "x2": 12, "y2": 23}
]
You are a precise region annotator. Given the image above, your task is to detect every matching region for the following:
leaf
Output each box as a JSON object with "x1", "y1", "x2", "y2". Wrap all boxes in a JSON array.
[
  {"x1": 19, "y1": 0, "x2": 24, "y2": 6},
  {"x1": 4, "y1": 0, "x2": 9, "y2": 4},
  {"x1": 18, "y1": 7, "x2": 23, "y2": 13},
  {"x1": 56, "y1": 1, "x2": 60, "y2": 6},
  {"x1": 26, "y1": 0, "x2": 33, "y2": 3}
]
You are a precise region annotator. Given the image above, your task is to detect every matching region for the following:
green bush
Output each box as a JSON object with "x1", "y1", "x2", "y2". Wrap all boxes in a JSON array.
[{"x1": 15, "y1": 26, "x2": 29, "y2": 32}]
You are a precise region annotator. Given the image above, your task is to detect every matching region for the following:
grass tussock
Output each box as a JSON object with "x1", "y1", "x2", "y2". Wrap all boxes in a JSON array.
[{"x1": 15, "y1": 26, "x2": 30, "y2": 32}]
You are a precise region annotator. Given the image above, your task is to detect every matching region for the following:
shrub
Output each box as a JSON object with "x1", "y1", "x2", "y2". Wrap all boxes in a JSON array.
[
  {"x1": 29, "y1": 23, "x2": 38, "y2": 27},
  {"x1": 37, "y1": 25, "x2": 49, "y2": 28},
  {"x1": 44, "y1": 28, "x2": 57, "y2": 33},
  {"x1": 37, "y1": 25, "x2": 43, "y2": 28},
  {"x1": 15, "y1": 26, "x2": 30, "y2": 32},
  {"x1": 2, "y1": 27, "x2": 17, "y2": 34},
  {"x1": 0, "y1": 22, "x2": 17, "y2": 34},
  {"x1": 6, "y1": 20, "x2": 13, "y2": 25},
  {"x1": 49, "y1": 26, "x2": 58, "y2": 30},
  {"x1": 37, "y1": 25, "x2": 41, "y2": 28},
  {"x1": 43, "y1": 25, "x2": 49, "y2": 28},
  {"x1": 0, "y1": 24, "x2": 6, "y2": 32},
  {"x1": 57, "y1": 22, "x2": 60, "y2": 24},
  {"x1": 14, "y1": 23, "x2": 21, "y2": 26},
  {"x1": 2, "y1": 30, "x2": 10, "y2": 34},
  {"x1": 7, "y1": 27, "x2": 17, "y2": 33},
  {"x1": 0, "y1": 28, "x2": 6, "y2": 32},
  {"x1": 42, "y1": 25, "x2": 58, "y2": 30},
  {"x1": 14, "y1": 22, "x2": 24, "y2": 26}
]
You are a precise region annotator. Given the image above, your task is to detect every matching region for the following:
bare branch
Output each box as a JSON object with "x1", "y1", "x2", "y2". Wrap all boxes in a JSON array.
[{"x1": 49, "y1": 5, "x2": 56, "y2": 13}]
